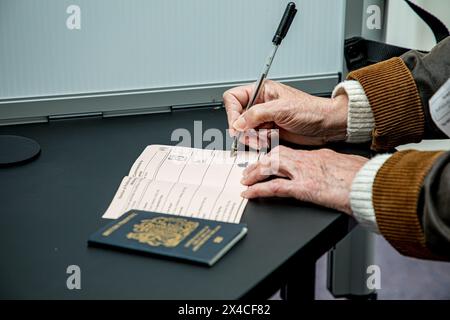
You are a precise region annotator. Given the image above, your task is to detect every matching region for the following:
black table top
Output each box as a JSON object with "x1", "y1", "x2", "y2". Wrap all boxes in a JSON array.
[{"x1": 0, "y1": 107, "x2": 363, "y2": 299}]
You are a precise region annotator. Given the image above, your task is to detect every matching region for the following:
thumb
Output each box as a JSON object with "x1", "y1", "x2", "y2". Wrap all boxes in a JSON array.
[{"x1": 232, "y1": 101, "x2": 279, "y2": 131}]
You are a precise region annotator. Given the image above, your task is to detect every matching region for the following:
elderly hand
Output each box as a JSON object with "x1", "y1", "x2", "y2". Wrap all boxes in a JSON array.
[
  {"x1": 223, "y1": 80, "x2": 349, "y2": 147},
  {"x1": 240, "y1": 146, "x2": 368, "y2": 215}
]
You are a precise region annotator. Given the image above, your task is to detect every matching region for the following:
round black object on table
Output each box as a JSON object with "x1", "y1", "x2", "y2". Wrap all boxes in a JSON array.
[{"x1": 0, "y1": 135, "x2": 41, "y2": 168}]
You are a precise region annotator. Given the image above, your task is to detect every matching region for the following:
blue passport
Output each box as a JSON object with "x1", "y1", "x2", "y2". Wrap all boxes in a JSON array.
[{"x1": 88, "y1": 210, "x2": 248, "y2": 266}]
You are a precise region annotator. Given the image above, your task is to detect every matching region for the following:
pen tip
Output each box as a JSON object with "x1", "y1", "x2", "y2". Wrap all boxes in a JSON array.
[{"x1": 230, "y1": 137, "x2": 238, "y2": 157}]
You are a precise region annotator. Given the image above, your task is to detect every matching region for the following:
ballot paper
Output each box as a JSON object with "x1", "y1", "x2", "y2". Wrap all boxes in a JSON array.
[{"x1": 102, "y1": 145, "x2": 261, "y2": 223}]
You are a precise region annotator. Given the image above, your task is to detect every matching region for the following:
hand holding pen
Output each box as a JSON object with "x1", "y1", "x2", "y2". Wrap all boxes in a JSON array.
[
  {"x1": 229, "y1": 2, "x2": 297, "y2": 156},
  {"x1": 224, "y1": 2, "x2": 349, "y2": 153}
]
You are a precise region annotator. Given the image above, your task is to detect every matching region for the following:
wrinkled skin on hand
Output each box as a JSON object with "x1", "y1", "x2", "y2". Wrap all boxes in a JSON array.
[
  {"x1": 240, "y1": 146, "x2": 368, "y2": 215},
  {"x1": 224, "y1": 80, "x2": 363, "y2": 215},
  {"x1": 223, "y1": 80, "x2": 349, "y2": 148}
]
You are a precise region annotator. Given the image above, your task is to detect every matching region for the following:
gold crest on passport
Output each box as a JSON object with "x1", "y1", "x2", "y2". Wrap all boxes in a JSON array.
[
  {"x1": 126, "y1": 217, "x2": 199, "y2": 248},
  {"x1": 90, "y1": 211, "x2": 248, "y2": 266}
]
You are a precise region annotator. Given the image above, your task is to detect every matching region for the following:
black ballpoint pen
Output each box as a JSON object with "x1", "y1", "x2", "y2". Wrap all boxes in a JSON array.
[{"x1": 230, "y1": 2, "x2": 297, "y2": 157}]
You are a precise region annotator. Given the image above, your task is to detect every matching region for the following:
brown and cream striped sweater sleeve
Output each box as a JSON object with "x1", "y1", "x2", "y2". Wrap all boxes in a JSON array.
[
  {"x1": 348, "y1": 57, "x2": 424, "y2": 151},
  {"x1": 372, "y1": 150, "x2": 450, "y2": 260},
  {"x1": 350, "y1": 150, "x2": 450, "y2": 260},
  {"x1": 347, "y1": 36, "x2": 450, "y2": 152},
  {"x1": 346, "y1": 38, "x2": 450, "y2": 260}
]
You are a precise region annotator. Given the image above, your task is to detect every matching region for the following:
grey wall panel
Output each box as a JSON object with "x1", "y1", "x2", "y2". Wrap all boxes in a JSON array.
[{"x1": 0, "y1": 0, "x2": 345, "y2": 121}]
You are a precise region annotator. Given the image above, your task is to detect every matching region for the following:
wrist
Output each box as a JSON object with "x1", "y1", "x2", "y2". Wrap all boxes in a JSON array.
[{"x1": 323, "y1": 94, "x2": 348, "y2": 142}]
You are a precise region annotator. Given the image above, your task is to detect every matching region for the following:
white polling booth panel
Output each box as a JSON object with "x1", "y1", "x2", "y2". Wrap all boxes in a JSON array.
[{"x1": 0, "y1": 0, "x2": 346, "y2": 124}]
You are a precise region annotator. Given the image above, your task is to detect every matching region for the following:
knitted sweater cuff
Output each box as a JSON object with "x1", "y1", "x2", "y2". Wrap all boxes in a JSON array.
[
  {"x1": 332, "y1": 80, "x2": 374, "y2": 143},
  {"x1": 347, "y1": 57, "x2": 425, "y2": 151},
  {"x1": 350, "y1": 154, "x2": 392, "y2": 233}
]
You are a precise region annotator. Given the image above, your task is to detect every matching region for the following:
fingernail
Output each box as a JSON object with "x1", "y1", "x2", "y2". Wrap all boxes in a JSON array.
[
  {"x1": 241, "y1": 191, "x2": 248, "y2": 198},
  {"x1": 233, "y1": 116, "x2": 246, "y2": 131}
]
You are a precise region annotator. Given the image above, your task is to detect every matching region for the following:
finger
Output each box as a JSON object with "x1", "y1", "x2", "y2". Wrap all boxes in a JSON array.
[
  {"x1": 234, "y1": 129, "x2": 267, "y2": 150},
  {"x1": 235, "y1": 126, "x2": 275, "y2": 150},
  {"x1": 233, "y1": 100, "x2": 280, "y2": 132},
  {"x1": 242, "y1": 152, "x2": 272, "y2": 176},
  {"x1": 244, "y1": 133, "x2": 260, "y2": 150},
  {"x1": 267, "y1": 129, "x2": 280, "y2": 149},
  {"x1": 241, "y1": 160, "x2": 271, "y2": 185},
  {"x1": 241, "y1": 178, "x2": 293, "y2": 199},
  {"x1": 242, "y1": 145, "x2": 286, "y2": 176},
  {"x1": 223, "y1": 85, "x2": 254, "y2": 135},
  {"x1": 241, "y1": 129, "x2": 270, "y2": 150},
  {"x1": 241, "y1": 152, "x2": 291, "y2": 185},
  {"x1": 241, "y1": 163, "x2": 289, "y2": 185},
  {"x1": 234, "y1": 130, "x2": 257, "y2": 149}
]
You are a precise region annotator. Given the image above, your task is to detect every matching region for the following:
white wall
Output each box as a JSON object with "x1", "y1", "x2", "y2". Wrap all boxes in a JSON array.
[
  {"x1": 385, "y1": 0, "x2": 450, "y2": 51},
  {"x1": 0, "y1": 0, "x2": 345, "y2": 100}
]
